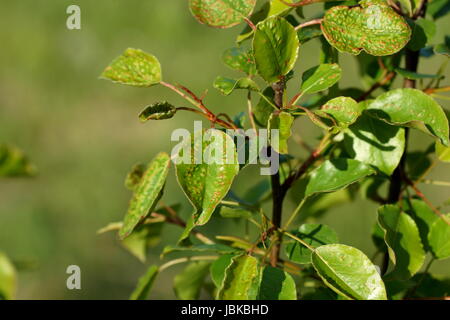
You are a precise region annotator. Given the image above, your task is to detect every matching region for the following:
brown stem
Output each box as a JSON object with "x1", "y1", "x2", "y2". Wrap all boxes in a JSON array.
[
  {"x1": 357, "y1": 71, "x2": 395, "y2": 102},
  {"x1": 294, "y1": 19, "x2": 323, "y2": 31},
  {"x1": 424, "y1": 86, "x2": 450, "y2": 94},
  {"x1": 269, "y1": 79, "x2": 286, "y2": 267}
]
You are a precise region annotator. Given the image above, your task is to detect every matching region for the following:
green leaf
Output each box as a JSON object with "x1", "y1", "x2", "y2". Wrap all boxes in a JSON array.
[
  {"x1": 162, "y1": 244, "x2": 240, "y2": 257},
  {"x1": 258, "y1": 266, "x2": 297, "y2": 300},
  {"x1": 130, "y1": 265, "x2": 159, "y2": 300},
  {"x1": 174, "y1": 261, "x2": 211, "y2": 300},
  {"x1": 367, "y1": 88, "x2": 450, "y2": 146},
  {"x1": 0, "y1": 252, "x2": 17, "y2": 300},
  {"x1": 285, "y1": 223, "x2": 339, "y2": 264},
  {"x1": 119, "y1": 152, "x2": 170, "y2": 239},
  {"x1": 301, "y1": 158, "x2": 376, "y2": 198},
  {"x1": 408, "y1": 18, "x2": 436, "y2": 51},
  {"x1": 122, "y1": 222, "x2": 164, "y2": 262},
  {"x1": 222, "y1": 47, "x2": 257, "y2": 75},
  {"x1": 189, "y1": 0, "x2": 257, "y2": 28},
  {"x1": 434, "y1": 43, "x2": 450, "y2": 57},
  {"x1": 344, "y1": 114, "x2": 406, "y2": 175},
  {"x1": 404, "y1": 198, "x2": 437, "y2": 252},
  {"x1": 175, "y1": 129, "x2": 239, "y2": 240},
  {"x1": 217, "y1": 255, "x2": 260, "y2": 300},
  {"x1": 139, "y1": 102, "x2": 177, "y2": 122},
  {"x1": 312, "y1": 244, "x2": 387, "y2": 300},
  {"x1": 321, "y1": 0, "x2": 411, "y2": 56},
  {"x1": 377, "y1": 205, "x2": 426, "y2": 280},
  {"x1": 394, "y1": 68, "x2": 442, "y2": 80},
  {"x1": 253, "y1": 87, "x2": 275, "y2": 127},
  {"x1": 297, "y1": 24, "x2": 322, "y2": 44},
  {"x1": 268, "y1": 0, "x2": 295, "y2": 17},
  {"x1": 213, "y1": 76, "x2": 259, "y2": 96},
  {"x1": 436, "y1": 142, "x2": 450, "y2": 162},
  {"x1": 428, "y1": 213, "x2": 450, "y2": 260},
  {"x1": 220, "y1": 205, "x2": 253, "y2": 219},
  {"x1": 300, "y1": 64, "x2": 342, "y2": 95},
  {"x1": 0, "y1": 144, "x2": 36, "y2": 177},
  {"x1": 253, "y1": 16, "x2": 299, "y2": 83},
  {"x1": 318, "y1": 96, "x2": 361, "y2": 129},
  {"x1": 101, "y1": 48, "x2": 161, "y2": 87},
  {"x1": 211, "y1": 254, "x2": 235, "y2": 288},
  {"x1": 268, "y1": 112, "x2": 294, "y2": 154}
]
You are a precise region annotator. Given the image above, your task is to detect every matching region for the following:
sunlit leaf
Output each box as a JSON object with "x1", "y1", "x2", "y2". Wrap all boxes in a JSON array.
[
  {"x1": 344, "y1": 114, "x2": 405, "y2": 175},
  {"x1": 300, "y1": 63, "x2": 342, "y2": 95},
  {"x1": 101, "y1": 48, "x2": 161, "y2": 87},
  {"x1": 217, "y1": 255, "x2": 260, "y2": 300},
  {"x1": 253, "y1": 17, "x2": 299, "y2": 83},
  {"x1": 301, "y1": 158, "x2": 376, "y2": 198},
  {"x1": 436, "y1": 142, "x2": 450, "y2": 162},
  {"x1": 318, "y1": 96, "x2": 361, "y2": 129},
  {"x1": 0, "y1": 252, "x2": 17, "y2": 300},
  {"x1": 321, "y1": 0, "x2": 411, "y2": 56},
  {"x1": 175, "y1": 129, "x2": 239, "y2": 241},
  {"x1": 189, "y1": 0, "x2": 257, "y2": 28},
  {"x1": 428, "y1": 213, "x2": 450, "y2": 260},
  {"x1": 312, "y1": 244, "x2": 387, "y2": 300},
  {"x1": 119, "y1": 152, "x2": 170, "y2": 239},
  {"x1": 211, "y1": 254, "x2": 235, "y2": 288},
  {"x1": 367, "y1": 88, "x2": 450, "y2": 146}
]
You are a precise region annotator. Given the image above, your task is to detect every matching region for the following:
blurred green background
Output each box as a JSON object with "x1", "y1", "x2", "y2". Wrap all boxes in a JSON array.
[{"x1": 0, "y1": 0, "x2": 448, "y2": 299}]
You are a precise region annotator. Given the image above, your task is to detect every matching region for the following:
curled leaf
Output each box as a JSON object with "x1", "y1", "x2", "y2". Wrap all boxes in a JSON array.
[{"x1": 139, "y1": 102, "x2": 177, "y2": 122}]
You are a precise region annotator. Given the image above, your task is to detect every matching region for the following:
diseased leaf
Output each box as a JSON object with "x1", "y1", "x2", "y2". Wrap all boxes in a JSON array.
[
  {"x1": 377, "y1": 205, "x2": 426, "y2": 280},
  {"x1": 268, "y1": 112, "x2": 294, "y2": 154},
  {"x1": 0, "y1": 144, "x2": 36, "y2": 178},
  {"x1": 211, "y1": 254, "x2": 235, "y2": 288},
  {"x1": 217, "y1": 255, "x2": 260, "y2": 300},
  {"x1": 321, "y1": 0, "x2": 411, "y2": 56},
  {"x1": 312, "y1": 244, "x2": 387, "y2": 300},
  {"x1": 213, "y1": 76, "x2": 259, "y2": 96},
  {"x1": 436, "y1": 142, "x2": 450, "y2": 162},
  {"x1": 286, "y1": 223, "x2": 339, "y2": 264},
  {"x1": 189, "y1": 0, "x2": 257, "y2": 28},
  {"x1": 367, "y1": 88, "x2": 450, "y2": 146},
  {"x1": 124, "y1": 163, "x2": 146, "y2": 191},
  {"x1": 318, "y1": 96, "x2": 361, "y2": 129},
  {"x1": 428, "y1": 213, "x2": 450, "y2": 260},
  {"x1": 130, "y1": 265, "x2": 159, "y2": 300},
  {"x1": 175, "y1": 129, "x2": 239, "y2": 241},
  {"x1": 101, "y1": 48, "x2": 161, "y2": 87},
  {"x1": 119, "y1": 152, "x2": 170, "y2": 239},
  {"x1": 0, "y1": 252, "x2": 17, "y2": 300},
  {"x1": 258, "y1": 266, "x2": 297, "y2": 300},
  {"x1": 344, "y1": 114, "x2": 405, "y2": 175},
  {"x1": 300, "y1": 64, "x2": 342, "y2": 95},
  {"x1": 174, "y1": 261, "x2": 211, "y2": 300},
  {"x1": 222, "y1": 47, "x2": 257, "y2": 75},
  {"x1": 253, "y1": 17, "x2": 300, "y2": 83},
  {"x1": 139, "y1": 102, "x2": 177, "y2": 122},
  {"x1": 301, "y1": 158, "x2": 376, "y2": 198}
]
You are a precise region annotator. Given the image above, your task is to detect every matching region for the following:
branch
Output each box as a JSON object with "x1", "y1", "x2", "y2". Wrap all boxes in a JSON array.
[
  {"x1": 424, "y1": 86, "x2": 450, "y2": 94},
  {"x1": 294, "y1": 18, "x2": 323, "y2": 31},
  {"x1": 357, "y1": 71, "x2": 395, "y2": 102}
]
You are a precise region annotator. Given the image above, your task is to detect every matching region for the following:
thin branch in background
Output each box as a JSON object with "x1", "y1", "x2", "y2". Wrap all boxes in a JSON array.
[
  {"x1": 294, "y1": 18, "x2": 323, "y2": 31},
  {"x1": 357, "y1": 71, "x2": 395, "y2": 102}
]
